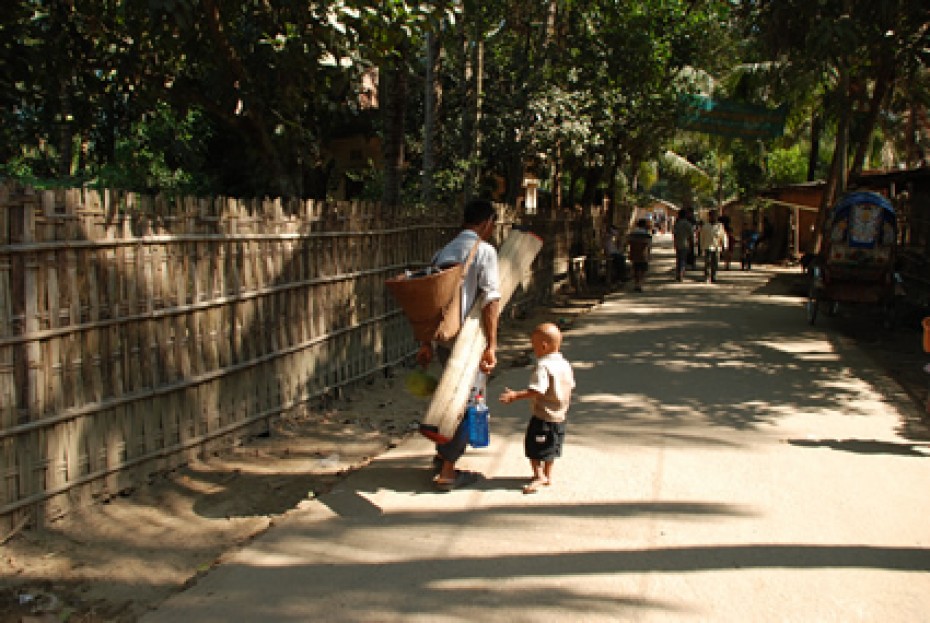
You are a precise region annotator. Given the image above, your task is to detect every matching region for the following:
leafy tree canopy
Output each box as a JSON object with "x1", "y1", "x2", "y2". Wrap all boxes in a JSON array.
[{"x1": 2, "y1": 0, "x2": 927, "y2": 210}]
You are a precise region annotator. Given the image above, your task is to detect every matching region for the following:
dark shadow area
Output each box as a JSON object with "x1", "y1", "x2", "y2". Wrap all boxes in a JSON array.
[
  {"x1": 148, "y1": 541, "x2": 930, "y2": 620},
  {"x1": 244, "y1": 542, "x2": 930, "y2": 578},
  {"x1": 189, "y1": 467, "x2": 331, "y2": 519},
  {"x1": 157, "y1": 580, "x2": 685, "y2": 621},
  {"x1": 750, "y1": 270, "x2": 807, "y2": 297},
  {"x1": 316, "y1": 466, "x2": 756, "y2": 524},
  {"x1": 787, "y1": 438, "x2": 930, "y2": 457},
  {"x1": 823, "y1": 307, "x2": 930, "y2": 431}
]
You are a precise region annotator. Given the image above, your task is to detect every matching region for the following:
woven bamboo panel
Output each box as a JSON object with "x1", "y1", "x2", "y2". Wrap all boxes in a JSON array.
[{"x1": 0, "y1": 185, "x2": 572, "y2": 529}]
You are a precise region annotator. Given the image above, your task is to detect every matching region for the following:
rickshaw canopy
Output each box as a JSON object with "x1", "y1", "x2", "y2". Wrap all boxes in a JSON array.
[{"x1": 829, "y1": 192, "x2": 896, "y2": 250}]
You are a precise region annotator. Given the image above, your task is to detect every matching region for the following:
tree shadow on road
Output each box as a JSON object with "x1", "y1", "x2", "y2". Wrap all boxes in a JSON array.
[
  {"x1": 556, "y1": 275, "x2": 930, "y2": 449},
  {"x1": 786, "y1": 437, "x2": 930, "y2": 457},
  {"x1": 171, "y1": 527, "x2": 930, "y2": 621}
]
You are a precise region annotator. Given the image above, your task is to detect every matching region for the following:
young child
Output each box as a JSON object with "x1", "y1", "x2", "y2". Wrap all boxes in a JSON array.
[{"x1": 499, "y1": 322, "x2": 576, "y2": 494}]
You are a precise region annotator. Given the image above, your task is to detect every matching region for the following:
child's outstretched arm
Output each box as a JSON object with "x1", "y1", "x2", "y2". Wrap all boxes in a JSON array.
[{"x1": 499, "y1": 387, "x2": 541, "y2": 404}]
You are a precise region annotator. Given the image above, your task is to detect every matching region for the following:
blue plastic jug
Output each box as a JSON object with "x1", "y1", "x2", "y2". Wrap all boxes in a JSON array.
[{"x1": 467, "y1": 394, "x2": 490, "y2": 448}]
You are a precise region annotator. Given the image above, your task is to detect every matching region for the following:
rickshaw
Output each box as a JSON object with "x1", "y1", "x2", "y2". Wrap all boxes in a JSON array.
[{"x1": 806, "y1": 191, "x2": 901, "y2": 327}]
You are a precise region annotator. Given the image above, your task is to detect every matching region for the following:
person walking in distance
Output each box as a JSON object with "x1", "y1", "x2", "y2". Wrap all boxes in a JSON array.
[
  {"x1": 741, "y1": 225, "x2": 760, "y2": 270},
  {"x1": 417, "y1": 199, "x2": 501, "y2": 491},
  {"x1": 602, "y1": 223, "x2": 625, "y2": 288},
  {"x1": 720, "y1": 215, "x2": 736, "y2": 270},
  {"x1": 626, "y1": 219, "x2": 653, "y2": 292},
  {"x1": 699, "y1": 210, "x2": 727, "y2": 283},
  {"x1": 673, "y1": 207, "x2": 695, "y2": 281}
]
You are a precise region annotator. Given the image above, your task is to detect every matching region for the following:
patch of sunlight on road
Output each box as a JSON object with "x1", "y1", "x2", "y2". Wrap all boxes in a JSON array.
[
  {"x1": 232, "y1": 529, "x2": 426, "y2": 567},
  {"x1": 801, "y1": 376, "x2": 892, "y2": 418},
  {"x1": 818, "y1": 377, "x2": 872, "y2": 394},
  {"x1": 580, "y1": 393, "x2": 662, "y2": 418},
  {"x1": 661, "y1": 403, "x2": 707, "y2": 419},
  {"x1": 816, "y1": 379, "x2": 887, "y2": 408},
  {"x1": 579, "y1": 393, "x2": 638, "y2": 405},
  {"x1": 733, "y1": 400, "x2": 771, "y2": 411},
  {"x1": 663, "y1": 359, "x2": 715, "y2": 372},
  {"x1": 692, "y1": 346, "x2": 757, "y2": 366},
  {"x1": 756, "y1": 339, "x2": 835, "y2": 354},
  {"x1": 762, "y1": 295, "x2": 808, "y2": 305},
  {"x1": 795, "y1": 353, "x2": 842, "y2": 362},
  {"x1": 619, "y1": 305, "x2": 692, "y2": 316},
  {"x1": 753, "y1": 403, "x2": 820, "y2": 427},
  {"x1": 571, "y1": 360, "x2": 598, "y2": 370},
  {"x1": 585, "y1": 319, "x2": 732, "y2": 336},
  {"x1": 716, "y1": 360, "x2": 762, "y2": 369}
]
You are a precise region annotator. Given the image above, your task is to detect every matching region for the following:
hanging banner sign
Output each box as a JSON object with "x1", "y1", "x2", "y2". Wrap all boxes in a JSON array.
[{"x1": 677, "y1": 94, "x2": 788, "y2": 140}]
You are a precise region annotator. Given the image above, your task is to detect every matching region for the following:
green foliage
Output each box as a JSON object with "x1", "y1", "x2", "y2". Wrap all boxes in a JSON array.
[
  {"x1": 431, "y1": 159, "x2": 478, "y2": 203},
  {"x1": 637, "y1": 161, "x2": 659, "y2": 192},
  {"x1": 765, "y1": 145, "x2": 808, "y2": 186},
  {"x1": 0, "y1": 0, "x2": 741, "y2": 201},
  {"x1": 94, "y1": 104, "x2": 214, "y2": 194},
  {"x1": 733, "y1": 0, "x2": 930, "y2": 187},
  {"x1": 344, "y1": 164, "x2": 383, "y2": 202},
  {"x1": 4, "y1": 0, "x2": 925, "y2": 206}
]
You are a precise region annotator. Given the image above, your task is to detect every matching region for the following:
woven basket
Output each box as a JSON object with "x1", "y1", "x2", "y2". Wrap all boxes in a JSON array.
[{"x1": 385, "y1": 265, "x2": 463, "y2": 343}]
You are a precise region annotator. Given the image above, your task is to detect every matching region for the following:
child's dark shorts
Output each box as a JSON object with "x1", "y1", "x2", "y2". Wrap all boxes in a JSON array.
[{"x1": 524, "y1": 416, "x2": 566, "y2": 461}]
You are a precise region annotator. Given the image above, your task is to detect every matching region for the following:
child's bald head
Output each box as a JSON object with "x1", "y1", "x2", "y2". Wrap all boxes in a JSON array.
[{"x1": 531, "y1": 322, "x2": 562, "y2": 356}]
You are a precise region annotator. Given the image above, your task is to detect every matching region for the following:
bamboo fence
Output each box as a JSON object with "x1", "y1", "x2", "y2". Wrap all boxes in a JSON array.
[{"x1": 0, "y1": 184, "x2": 576, "y2": 530}]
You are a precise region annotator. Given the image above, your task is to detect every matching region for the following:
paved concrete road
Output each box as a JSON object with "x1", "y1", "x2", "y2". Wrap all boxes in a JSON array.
[{"x1": 144, "y1": 236, "x2": 930, "y2": 622}]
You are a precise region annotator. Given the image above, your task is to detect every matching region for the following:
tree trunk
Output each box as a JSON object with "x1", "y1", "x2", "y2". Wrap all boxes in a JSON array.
[
  {"x1": 202, "y1": 0, "x2": 290, "y2": 195},
  {"x1": 381, "y1": 58, "x2": 408, "y2": 211},
  {"x1": 58, "y1": 81, "x2": 73, "y2": 178},
  {"x1": 552, "y1": 142, "x2": 563, "y2": 211},
  {"x1": 808, "y1": 112, "x2": 821, "y2": 181},
  {"x1": 849, "y1": 70, "x2": 891, "y2": 179},
  {"x1": 463, "y1": 7, "x2": 484, "y2": 201},
  {"x1": 473, "y1": 36, "x2": 484, "y2": 194},
  {"x1": 813, "y1": 70, "x2": 851, "y2": 252},
  {"x1": 603, "y1": 150, "x2": 619, "y2": 225},
  {"x1": 543, "y1": 0, "x2": 559, "y2": 209},
  {"x1": 580, "y1": 166, "x2": 602, "y2": 207},
  {"x1": 716, "y1": 151, "x2": 725, "y2": 207},
  {"x1": 545, "y1": 0, "x2": 558, "y2": 51},
  {"x1": 506, "y1": 150, "x2": 523, "y2": 204},
  {"x1": 50, "y1": 1, "x2": 73, "y2": 178},
  {"x1": 422, "y1": 28, "x2": 441, "y2": 207}
]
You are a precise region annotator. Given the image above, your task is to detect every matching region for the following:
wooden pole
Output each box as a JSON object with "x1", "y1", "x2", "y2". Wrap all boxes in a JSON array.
[{"x1": 421, "y1": 229, "x2": 543, "y2": 442}]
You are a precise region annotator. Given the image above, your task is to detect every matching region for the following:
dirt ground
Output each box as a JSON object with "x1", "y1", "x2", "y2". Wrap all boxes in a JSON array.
[{"x1": 2, "y1": 268, "x2": 928, "y2": 623}]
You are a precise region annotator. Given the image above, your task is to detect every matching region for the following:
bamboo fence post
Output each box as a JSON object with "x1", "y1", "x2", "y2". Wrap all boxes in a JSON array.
[
  {"x1": 15, "y1": 197, "x2": 42, "y2": 519},
  {"x1": 1, "y1": 193, "x2": 14, "y2": 519}
]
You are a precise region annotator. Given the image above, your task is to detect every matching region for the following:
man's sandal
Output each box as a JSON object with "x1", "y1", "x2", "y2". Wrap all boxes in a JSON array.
[{"x1": 434, "y1": 470, "x2": 480, "y2": 492}]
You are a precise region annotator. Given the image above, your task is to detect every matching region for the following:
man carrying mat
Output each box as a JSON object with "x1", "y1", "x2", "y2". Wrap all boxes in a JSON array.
[{"x1": 417, "y1": 198, "x2": 501, "y2": 491}]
